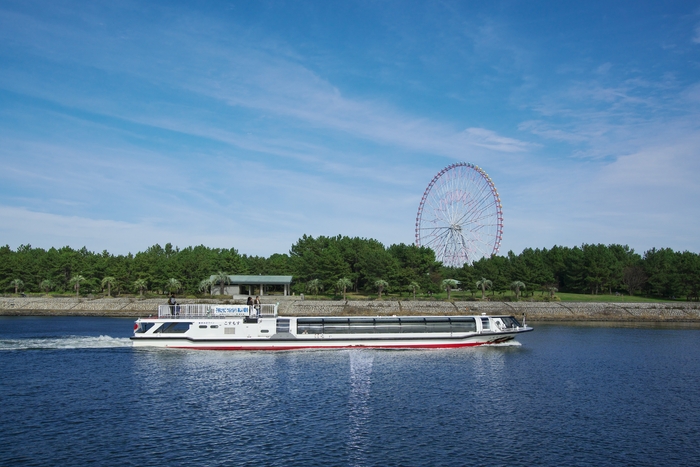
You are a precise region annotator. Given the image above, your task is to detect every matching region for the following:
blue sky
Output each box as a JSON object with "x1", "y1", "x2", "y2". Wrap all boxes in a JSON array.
[{"x1": 1, "y1": 0, "x2": 699, "y2": 259}]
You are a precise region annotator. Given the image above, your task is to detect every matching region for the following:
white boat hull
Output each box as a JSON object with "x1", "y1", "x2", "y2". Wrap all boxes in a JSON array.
[{"x1": 131, "y1": 310, "x2": 532, "y2": 350}]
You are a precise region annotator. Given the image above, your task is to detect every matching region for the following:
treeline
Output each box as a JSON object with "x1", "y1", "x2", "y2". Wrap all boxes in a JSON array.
[
  {"x1": 458, "y1": 244, "x2": 700, "y2": 300},
  {"x1": 1, "y1": 236, "x2": 699, "y2": 300}
]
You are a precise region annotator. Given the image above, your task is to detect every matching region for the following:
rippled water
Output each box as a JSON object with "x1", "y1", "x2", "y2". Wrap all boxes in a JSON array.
[{"x1": 1, "y1": 317, "x2": 699, "y2": 466}]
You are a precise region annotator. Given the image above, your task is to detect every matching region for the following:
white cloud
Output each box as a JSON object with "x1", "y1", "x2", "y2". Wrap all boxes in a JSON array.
[{"x1": 0, "y1": 5, "x2": 533, "y2": 166}]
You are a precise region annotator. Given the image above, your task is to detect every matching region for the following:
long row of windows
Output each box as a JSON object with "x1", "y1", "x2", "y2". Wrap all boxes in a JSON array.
[{"x1": 296, "y1": 317, "x2": 477, "y2": 334}]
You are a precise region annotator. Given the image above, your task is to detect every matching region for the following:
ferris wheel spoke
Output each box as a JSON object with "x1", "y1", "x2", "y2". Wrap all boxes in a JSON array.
[
  {"x1": 453, "y1": 204, "x2": 495, "y2": 228},
  {"x1": 448, "y1": 202, "x2": 496, "y2": 231}
]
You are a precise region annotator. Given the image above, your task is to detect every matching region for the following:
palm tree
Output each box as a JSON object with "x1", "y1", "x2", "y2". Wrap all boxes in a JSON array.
[
  {"x1": 336, "y1": 277, "x2": 352, "y2": 300},
  {"x1": 475, "y1": 277, "x2": 492, "y2": 299},
  {"x1": 510, "y1": 281, "x2": 526, "y2": 300},
  {"x1": 134, "y1": 279, "x2": 148, "y2": 298},
  {"x1": 10, "y1": 278, "x2": 24, "y2": 294},
  {"x1": 165, "y1": 278, "x2": 181, "y2": 294},
  {"x1": 306, "y1": 279, "x2": 320, "y2": 297},
  {"x1": 213, "y1": 271, "x2": 230, "y2": 296},
  {"x1": 101, "y1": 276, "x2": 117, "y2": 297},
  {"x1": 408, "y1": 281, "x2": 420, "y2": 300},
  {"x1": 442, "y1": 279, "x2": 459, "y2": 300},
  {"x1": 40, "y1": 279, "x2": 53, "y2": 294},
  {"x1": 199, "y1": 278, "x2": 213, "y2": 295},
  {"x1": 69, "y1": 275, "x2": 86, "y2": 297},
  {"x1": 375, "y1": 279, "x2": 389, "y2": 299}
]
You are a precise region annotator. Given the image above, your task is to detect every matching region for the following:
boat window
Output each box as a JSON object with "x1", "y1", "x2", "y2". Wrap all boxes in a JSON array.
[
  {"x1": 481, "y1": 317, "x2": 491, "y2": 331},
  {"x1": 450, "y1": 317, "x2": 476, "y2": 333},
  {"x1": 323, "y1": 318, "x2": 349, "y2": 323},
  {"x1": 210, "y1": 325, "x2": 219, "y2": 329},
  {"x1": 346, "y1": 318, "x2": 375, "y2": 334},
  {"x1": 297, "y1": 318, "x2": 324, "y2": 335},
  {"x1": 374, "y1": 318, "x2": 401, "y2": 334},
  {"x1": 276, "y1": 319, "x2": 290, "y2": 333},
  {"x1": 199, "y1": 325, "x2": 207, "y2": 329},
  {"x1": 324, "y1": 319, "x2": 350, "y2": 334},
  {"x1": 157, "y1": 322, "x2": 192, "y2": 333},
  {"x1": 501, "y1": 316, "x2": 521, "y2": 328},
  {"x1": 425, "y1": 317, "x2": 452, "y2": 333},
  {"x1": 135, "y1": 322, "x2": 156, "y2": 333},
  {"x1": 400, "y1": 317, "x2": 427, "y2": 333}
]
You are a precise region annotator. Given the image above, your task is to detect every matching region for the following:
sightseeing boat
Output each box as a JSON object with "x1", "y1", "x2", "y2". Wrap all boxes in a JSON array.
[{"x1": 130, "y1": 303, "x2": 533, "y2": 350}]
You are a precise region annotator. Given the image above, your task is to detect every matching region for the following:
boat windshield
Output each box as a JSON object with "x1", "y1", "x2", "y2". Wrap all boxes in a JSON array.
[{"x1": 500, "y1": 316, "x2": 522, "y2": 328}]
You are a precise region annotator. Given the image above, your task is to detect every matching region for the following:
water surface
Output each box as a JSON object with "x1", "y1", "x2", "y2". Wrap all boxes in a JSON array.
[{"x1": 0, "y1": 317, "x2": 698, "y2": 466}]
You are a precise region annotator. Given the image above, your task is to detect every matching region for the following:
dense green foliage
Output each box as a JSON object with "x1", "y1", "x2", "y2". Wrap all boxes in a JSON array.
[{"x1": 1, "y1": 238, "x2": 699, "y2": 300}]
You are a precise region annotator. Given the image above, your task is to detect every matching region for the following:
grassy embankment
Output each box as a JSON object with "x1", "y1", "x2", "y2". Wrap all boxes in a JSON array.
[{"x1": 298, "y1": 291, "x2": 678, "y2": 303}]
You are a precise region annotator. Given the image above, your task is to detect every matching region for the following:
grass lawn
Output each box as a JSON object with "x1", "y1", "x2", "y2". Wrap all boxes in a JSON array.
[
  {"x1": 554, "y1": 292, "x2": 675, "y2": 303},
  {"x1": 319, "y1": 291, "x2": 680, "y2": 303}
]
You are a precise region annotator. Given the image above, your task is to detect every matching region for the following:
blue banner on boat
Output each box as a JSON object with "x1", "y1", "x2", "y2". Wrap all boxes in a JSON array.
[{"x1": 212, "y1": 305, "x2": 249, "y2": 315}]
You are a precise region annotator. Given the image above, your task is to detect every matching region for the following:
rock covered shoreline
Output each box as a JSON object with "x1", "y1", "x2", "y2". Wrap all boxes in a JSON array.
[{"x1": 1, "y1": 296, "x2": 699, "y2": 321}]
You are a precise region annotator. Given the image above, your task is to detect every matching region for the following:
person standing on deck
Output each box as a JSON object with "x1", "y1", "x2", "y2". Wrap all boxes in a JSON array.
[
  {"x1": 247, "y1": 296, "x2": 254, "y2": 316},
  {"x1": 168, "y1": 294, "x2": 177, "y2": 316}
]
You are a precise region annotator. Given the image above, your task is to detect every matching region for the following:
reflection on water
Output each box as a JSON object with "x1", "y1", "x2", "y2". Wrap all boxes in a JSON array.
[{"x1": 347, "y1": 351, "x2": 374, "y2": 466}]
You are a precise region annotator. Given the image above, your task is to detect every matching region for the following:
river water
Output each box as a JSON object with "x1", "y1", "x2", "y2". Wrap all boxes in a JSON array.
[{"x1": 0, "y1": 317, "x2": 698, "y2": 466}]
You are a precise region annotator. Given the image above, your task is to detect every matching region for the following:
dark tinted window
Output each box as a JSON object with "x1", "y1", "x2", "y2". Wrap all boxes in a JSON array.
[
  {"x1": 501, "y1": 316, "x2": 522, "y2": 328},
  {"x1": 158, "y1": 322, "x2": 192, "y2": 333}
]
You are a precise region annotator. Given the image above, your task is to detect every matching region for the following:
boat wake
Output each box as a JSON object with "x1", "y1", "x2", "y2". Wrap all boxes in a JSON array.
[
  {"x1": 0, "y1": 335, "x2": 132, "y2": 351},
  {"x1": 486, "y1": 340, "x2": 522, "y2": 347}
]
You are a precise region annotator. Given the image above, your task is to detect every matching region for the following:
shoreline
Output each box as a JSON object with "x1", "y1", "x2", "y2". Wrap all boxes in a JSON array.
[{"x1": 1, "y1": 296, "x2": 699, "y2": 322}]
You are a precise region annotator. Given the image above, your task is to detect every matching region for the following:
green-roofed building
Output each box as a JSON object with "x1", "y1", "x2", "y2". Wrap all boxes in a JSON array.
[{"x1": 209, "y1": 275, "x2": 293, "y2": 297}]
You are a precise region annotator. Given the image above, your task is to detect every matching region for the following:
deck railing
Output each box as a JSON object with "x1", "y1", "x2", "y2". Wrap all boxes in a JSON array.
[{"x1": 157, "y1": 303, "x2": 278, "y2": 319}]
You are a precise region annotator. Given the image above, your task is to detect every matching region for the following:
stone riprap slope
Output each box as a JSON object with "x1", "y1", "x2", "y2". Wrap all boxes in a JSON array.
[{"x1": 1, "y1": 297, "x2": 699, "y2": 321}]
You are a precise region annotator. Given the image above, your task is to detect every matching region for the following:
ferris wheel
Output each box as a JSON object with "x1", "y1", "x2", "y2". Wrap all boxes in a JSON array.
[{"x1": 415, "y1": 162, "x2": 503, "y2": 267}]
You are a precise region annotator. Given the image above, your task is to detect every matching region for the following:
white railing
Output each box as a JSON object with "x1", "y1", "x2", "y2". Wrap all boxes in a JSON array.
[{"x1": 157, "y1": 303, "x2": 278, "y2": 319}]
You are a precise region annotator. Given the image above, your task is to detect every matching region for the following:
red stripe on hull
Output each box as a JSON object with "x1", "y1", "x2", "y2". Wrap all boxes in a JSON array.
[{"x1": 168, "y1": 342, "x2": 491, "y2": 351}]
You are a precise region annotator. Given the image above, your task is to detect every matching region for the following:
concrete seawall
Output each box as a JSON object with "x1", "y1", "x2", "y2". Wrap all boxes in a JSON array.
[{"x1": 1, "y1": 297, "x2": 699, "y2": 321}]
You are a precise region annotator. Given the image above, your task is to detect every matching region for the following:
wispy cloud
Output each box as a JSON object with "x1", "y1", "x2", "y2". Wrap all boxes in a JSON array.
[{"x1": 7, "y1": 4, "x2": 536, "y2": 162}]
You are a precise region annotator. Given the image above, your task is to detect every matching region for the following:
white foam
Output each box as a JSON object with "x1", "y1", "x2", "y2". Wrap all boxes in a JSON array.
[
  {"x1": 0, "y1": 335, "x2": 132, "y2": 350},
  {"x1": 486, "y1": 340, "x2": 522, "y2": 347}
]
